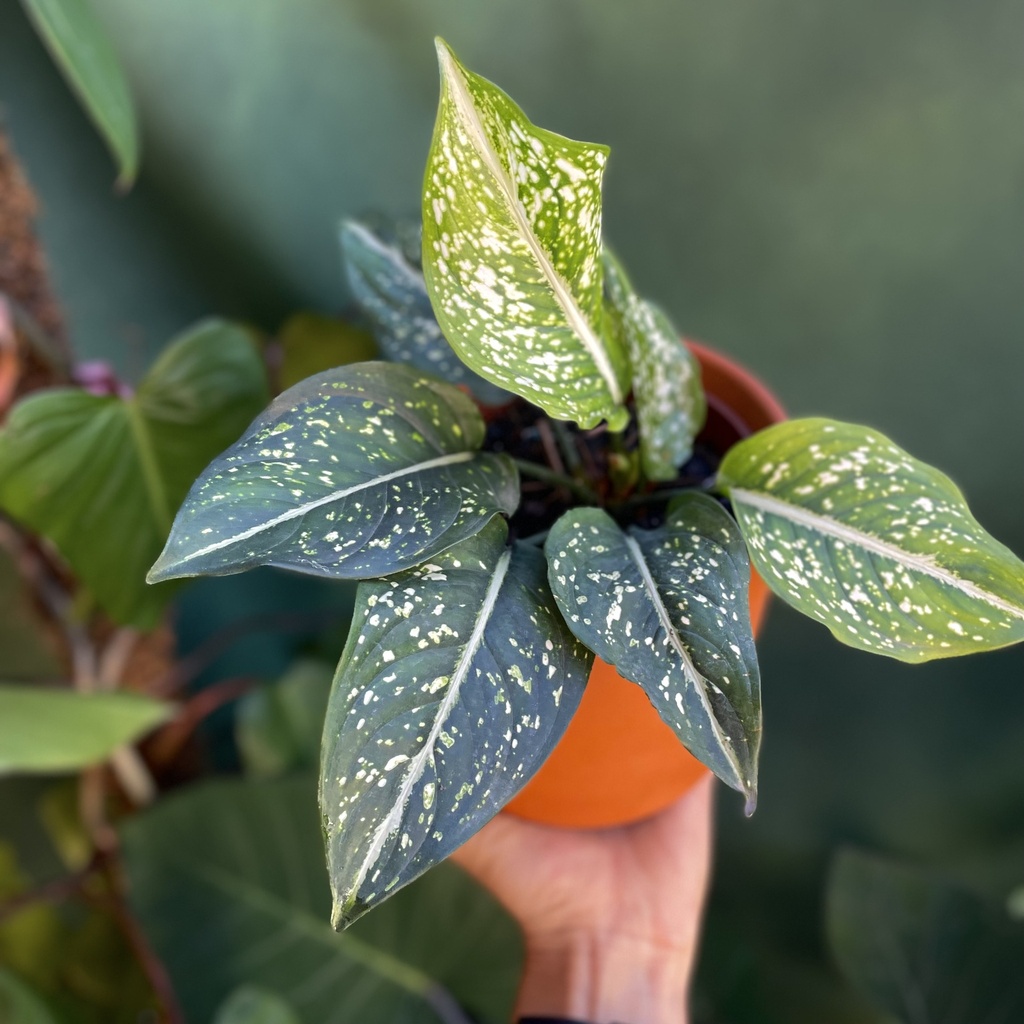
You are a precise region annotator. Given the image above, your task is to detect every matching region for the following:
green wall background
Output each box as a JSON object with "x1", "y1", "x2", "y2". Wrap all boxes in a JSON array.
[{"x1": 2, "y1": 0, "x2": 1022, "y2": 1012}]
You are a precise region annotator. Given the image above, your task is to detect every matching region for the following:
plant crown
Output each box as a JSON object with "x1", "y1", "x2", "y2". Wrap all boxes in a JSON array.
[{"x1": 147, "y1": 39, "x2": 1024, "y2": 928}]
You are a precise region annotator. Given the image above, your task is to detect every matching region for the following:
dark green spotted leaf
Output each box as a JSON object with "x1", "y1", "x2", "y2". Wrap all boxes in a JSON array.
[
  {"x1": 340, "y1": 220, "x2": 510, "y2": 407},
  {"x1": 602, "y1": 249, "x2": 705, "y2": 481},
  {"x1": 422, "y1": 39, "x2": 630, "y2": 431},
  {"x1": 20, "y1": 0, "x2": 139, "y2": 186},
  {"x1": 321, "y1": 518, "x2": 592, "y2": 927},
  {"x1": 0, "y1": 685, "x2": 172, "y2": 775},
  {"x1": 0, "y1": 319, "x2": 269, "y2": 627},
  {"x1": 718, "y1": 419, "x2": 1024, "y2": 662},
  {"x1": 148, "y1": 361, "x2": 518, "y2": 584},
  {"x1": 826, "y1": 849, "x2": 1024, "y2": 1024},
  {"x1": 545, "y1": 496, "x2": 760, "y2": 810}
]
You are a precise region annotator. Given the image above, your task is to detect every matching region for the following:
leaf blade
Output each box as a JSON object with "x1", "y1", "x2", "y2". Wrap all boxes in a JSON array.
[
  {"x1": 340, "y1": 220, "x2": 510, "y2": 406},
  {"x1": 544, "y1": 497, "x2": 761, "y2": 808},
  {"x1": 122, "y1": 776, "x2": 520, "y2": 1024},
  {"x1": 0, "y1": 319, "x2": 269, "y2": 627},
  {"x1": 718, "y1": 418, "x2": 1024, "y2": 662},
  {"x1": 148, "y1": 362, "x2": 518, "y2": 583},
  {"x1": 19, "y1": 0, "x2": 140, "y2": 186},
  {"x1": 0, "y1": 686, "x2": 171, "y2": 775},
  {"x1": 602, "y1": 249, "x2": 706, "y2": 481},
  {"x1": 320, "y1": 519, "x2": 592, "y2": 926},
  {"x1": 422, "y1": 39, "x2": 629, "y2": 430}
]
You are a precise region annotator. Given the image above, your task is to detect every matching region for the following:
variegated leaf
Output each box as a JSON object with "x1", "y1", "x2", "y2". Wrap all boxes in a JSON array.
[
  {"x1": 340, "y1": 219, "x2": 511, "y2": 406},
  {"x1": 422, "y1": 39, "x2": 630, "y2": 431},
  {"x1": 718, "y1": 418, "x2": 1024, "y2": 662},
  {"x1": 148, "y1": 362, "x2": 518, "y2": 583},
  {"x1": 545, "y1": 497, "x2": 761, "y2": 809},
  {"x1": 603, "y1": 249, "x2": 706, "y2": 480},
  {"x1": 320, "y1": 519, "x2": 592, "y2": 927}
]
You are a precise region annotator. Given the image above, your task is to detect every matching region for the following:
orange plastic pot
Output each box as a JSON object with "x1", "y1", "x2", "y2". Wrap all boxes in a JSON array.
[{"x1": 503, "y1": 341, "x2": 787, "y2": 828}]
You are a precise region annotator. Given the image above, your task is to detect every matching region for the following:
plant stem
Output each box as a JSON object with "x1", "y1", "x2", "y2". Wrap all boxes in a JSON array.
[{"x1": 512, "y1": 458, "x2": 599, "y2": 504}]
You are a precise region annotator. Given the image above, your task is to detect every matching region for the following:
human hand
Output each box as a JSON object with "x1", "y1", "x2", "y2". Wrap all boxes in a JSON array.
[{"x1": 451, "y1": 775, "x2": 714, "y2": 1024}]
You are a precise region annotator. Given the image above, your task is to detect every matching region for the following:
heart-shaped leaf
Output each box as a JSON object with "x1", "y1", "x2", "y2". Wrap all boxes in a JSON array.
[
  {"x1": 0, "y1": 685, "x2": 172, "y2": 775},
  {"x1": 602, "y1": 249, "x2": 706, "y2": 481},
  {"x1": 545, "y1": 496, "x2": 761, "y2": 810},
  {"x1": 321, "y1": 518, "x2": 592, "y2": 927},
  {"x1": 19, "y1": 0, "x2": 139, "y2": 187},
  {"x1": 122, "y1": 775, "x2": 521, "y2": 1024},
  {"x1": 0, "y1": 319, "x2": 269, "y2": 627},
  {"x1": 718, "y1": 418, "x2": 1024, "y2": 662},
  {"x1": 422, "y1": 39, "x2": 630, "y2": 431},
  {"x1": 826, "y1": 848, "x2": 1024, "y2": 1024},
  {"x1": 148, "y1": 361, "x2": 518, "y2": 584},
  {"x1": 340, "y1": 220, "x2": 510, "y2": 407}
]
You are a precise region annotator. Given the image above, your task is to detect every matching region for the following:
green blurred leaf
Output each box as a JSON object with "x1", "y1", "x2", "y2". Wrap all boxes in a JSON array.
[
  {"x1": 0, "y1": 550, "x2": 62, "y2": 681},
  {"x1": 422, "y1": 40, "x2": 630, "y2": 430},
  {"x1": 0, "y1": 969, "x2": 60, "y2": 1024},
  {"x1": 122, "y1": 775, "x2": 520, "y2": 1024},
  {"x1": 718, "y1": 419, "x2": 1024, "y2": 662},
  {"x1": 322, "y1": 519, "x2": 592, "y2": 927},
  {"x1": 18, "y1": 0, "x2": 139, "y2": 186},
  {"x1": 826, "y1": 848, "x2": 1024, "y2": 1024},
  {"x1": 0, "y1": 843, "x2": 64, "y2": 992},
  {"x1": 236, "y1": 659, "x2": 334, "y2": 778},
  {"x1": 602, "y1": 249, "x2": 705, "y2": 481},
  {"x1": 545, "y1": 497, "x2": 760, "y2": 809},
  {"x1": 0, "y1": 685, "x2": 171, "y2": 774},
  {"x1": 149, "y1": 361, "x2": 518, "y2": 584},
  {"x1": 339, "y1": 220, "x2": 509, "y2": 406},
  {"x1": 0, "y1": 319, "x2": 269, "y2": 627},
  {"x1": 278, "y1": 311, "x2": 377, "y2": 393},
  {"x1": 214, "y1": 986, "x2": 300, "y2": 1024}
]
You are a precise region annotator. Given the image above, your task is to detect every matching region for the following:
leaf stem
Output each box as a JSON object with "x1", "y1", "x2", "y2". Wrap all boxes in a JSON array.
[{"x1": 512, "y1": 458, "x2": 599, "y2": 504}]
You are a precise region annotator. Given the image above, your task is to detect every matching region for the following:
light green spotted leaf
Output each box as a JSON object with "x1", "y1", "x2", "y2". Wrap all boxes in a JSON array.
[
  {"x1": 422, "y1": 39, "x2": 630, "y2": 431},
  {"x1": 545, "y1": 497, "x2": 761, "y2": 809},
  {"x1": 320, "y1": 518, "x2": 592, "y2": 927},
  {"x1": 340, "y1": 219, "x2": 511, "y2": 407},
  {"x1": 148, "y1": 362, "x2": 518, "y2": 584},
  {"x1": 602, "y1": 250, "x2": 706, "y2": 480},
  {"x1": 718, "y1": 418, "x2": 1024, "y2": 662}
]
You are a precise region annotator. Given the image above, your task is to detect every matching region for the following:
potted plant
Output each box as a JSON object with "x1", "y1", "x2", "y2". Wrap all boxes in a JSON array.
[{"x1": 147, "y1": 39, "x2": 1024, "y2": 931}]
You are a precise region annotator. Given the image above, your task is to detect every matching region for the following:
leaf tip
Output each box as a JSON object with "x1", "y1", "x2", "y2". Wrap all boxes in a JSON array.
[{"x1": 743, "y1": 787, "x2": 758, "y2": 818}]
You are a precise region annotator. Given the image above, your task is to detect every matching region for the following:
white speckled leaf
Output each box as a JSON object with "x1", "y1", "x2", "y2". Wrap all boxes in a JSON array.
[
  {"x1": 545, "y1": 497, "x2": 761, "y2": 809},
  {"x1": 602, "y1": 250, "x2": 706, "y2": 480},
  {"x1": 422, "y1": 39, "x2": 630, "y2": 431},
  {"x1": 340, "y1": 219, "x2": 511, "y2": 407},
  {"x1": 718, "y1": 418, "x2": 1024, "y2": 662},
  {"x1": 148, "y1": 362, "x2": 518, "y2": 583},
  {"x1": 321, "y1": 518, "x2": 592, "y2": 927}
]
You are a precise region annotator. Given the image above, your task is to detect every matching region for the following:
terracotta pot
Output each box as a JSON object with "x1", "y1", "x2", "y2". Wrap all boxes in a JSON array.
[{"x1": 503, "y1": 341, "x2": 787, "y2": 828}]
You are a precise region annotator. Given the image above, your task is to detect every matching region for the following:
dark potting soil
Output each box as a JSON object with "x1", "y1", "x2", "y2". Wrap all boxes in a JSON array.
[{"x1": 483, "y1": 396, "x2": 742, "y2": 541}]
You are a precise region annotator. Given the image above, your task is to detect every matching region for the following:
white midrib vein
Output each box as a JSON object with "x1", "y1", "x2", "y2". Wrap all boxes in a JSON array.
[
  {"x1": 622, "y1": 535, "x2": 748, "y2": 793},
  {"x1": 344, "y1": 219, "x2": 431, "y2": 296},
  {"x1": 341, "y1": 548, "x2": 513, "y2": 913},
  {"x1": 438, "y1": 43, "x2": 624, "y2": 407},
  {"x1": 156, "y1": 451, "x2": 475, "y2": 572},
  {"x1": 730, "y1": 488, "x2": 1024, "y2": 622}
]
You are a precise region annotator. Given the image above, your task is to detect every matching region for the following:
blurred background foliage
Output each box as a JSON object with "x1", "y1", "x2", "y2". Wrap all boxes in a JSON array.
[{"x1": 1, "y1": 0, "x2": 1022, "y2": 1021}]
